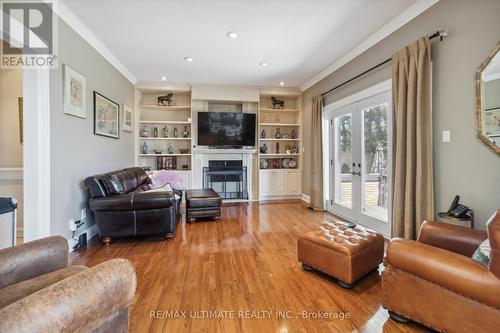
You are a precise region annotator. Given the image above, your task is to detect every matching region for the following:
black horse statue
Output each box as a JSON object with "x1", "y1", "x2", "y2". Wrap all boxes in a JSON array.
[
  {"x1": 157, "y1": 92, "x2": 174, "y2": 106},
  {"x1": 271, "y1": 96, "x2": 284, "y2": 109}
]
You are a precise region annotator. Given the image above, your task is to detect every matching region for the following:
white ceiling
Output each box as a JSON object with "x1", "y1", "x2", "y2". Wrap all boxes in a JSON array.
[{"x1": 63, "y1": 0, "x2": 418, "y2": 87}]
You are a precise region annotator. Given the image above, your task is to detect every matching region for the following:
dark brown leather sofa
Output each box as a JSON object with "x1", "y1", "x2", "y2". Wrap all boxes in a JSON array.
[
  {"x1": 85, "y1": 167, "x2": 181, "y2": 244},
  {"x1": 0, "y1": 236, "x2": 136, "y2": 332},
  {"x1": 382, "y1": 211, "x2": 500, "y2": 333}
]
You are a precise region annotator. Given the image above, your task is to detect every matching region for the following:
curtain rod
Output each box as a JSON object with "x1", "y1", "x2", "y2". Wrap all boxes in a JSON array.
[{"x1": 320, "y1": 29, "x2": 448, "y2": 97}]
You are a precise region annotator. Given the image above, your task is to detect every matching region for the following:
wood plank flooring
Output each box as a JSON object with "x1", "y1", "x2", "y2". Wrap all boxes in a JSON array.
[{"x1": 72, "y1": 201, "x2": 429, "y2": 333}]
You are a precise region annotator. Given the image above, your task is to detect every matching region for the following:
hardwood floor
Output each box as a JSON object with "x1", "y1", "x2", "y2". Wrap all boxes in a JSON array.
[{"x1": 72, "y1": 201, "x2": 429, "y2": 333}]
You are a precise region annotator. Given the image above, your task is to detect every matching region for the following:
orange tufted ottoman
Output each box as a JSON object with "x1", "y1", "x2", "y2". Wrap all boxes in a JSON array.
[{"x1": 298, "y1": 220, "x2": 384, "y2": 288}]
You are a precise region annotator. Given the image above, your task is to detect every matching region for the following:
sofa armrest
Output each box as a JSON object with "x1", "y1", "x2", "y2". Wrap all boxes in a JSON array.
[
  {"x1": 90, "y1": 191, "x2": 175, "y2": 212},
  {"x1": 0, "y1": 236, "x2": 68, "y2": 289},
  {"x1": 417, "y1": 220, "x2": 487, "y2": 257},
  {"x1": 0, "y1": 259, "x2": 137, "y2": 333},
  {"x1": 386, "y1": 238, "x2": 500, "y2": 309}
]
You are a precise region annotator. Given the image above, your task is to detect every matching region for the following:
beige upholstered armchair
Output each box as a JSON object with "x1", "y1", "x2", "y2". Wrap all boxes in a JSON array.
[{"x1": 0, "y1": 236, "x2": 136, "y2": 333}]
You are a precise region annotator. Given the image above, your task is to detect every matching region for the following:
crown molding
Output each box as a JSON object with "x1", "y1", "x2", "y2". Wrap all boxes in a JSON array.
[
  {"x1": 300, "y1": 0, "x2": 439, "y2": 91},
  {"x1": 55, "y1": 1, "x2": 138, "y2": 84}
]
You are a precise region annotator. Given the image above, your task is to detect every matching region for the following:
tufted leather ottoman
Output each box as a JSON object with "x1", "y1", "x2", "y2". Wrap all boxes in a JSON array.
[
  {"x1": 298, "y1": 220, "x2": 384, "y2": 288},
  {"x1": 185, "y1": 189, "x2": 222, "y2": 222}
]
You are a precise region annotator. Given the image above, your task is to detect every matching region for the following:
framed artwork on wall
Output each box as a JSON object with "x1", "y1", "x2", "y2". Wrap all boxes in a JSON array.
[
  {"x1": 123, "y1": 104, "x2": 133, "y2": 132},
  {"x1": 94, "y1": 91, "x2": 120, "y2": 139},
  {"x1": 63, "y1": 64, "x2": 87, "y2": 118}
]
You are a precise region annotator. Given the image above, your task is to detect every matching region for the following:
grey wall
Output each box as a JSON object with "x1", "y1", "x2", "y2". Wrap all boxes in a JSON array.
[
  {"x1": 50, "y1": 19, "x2": 134, "y2": 239},
  {"x1": 302, "y1": 0, "x2": 500, "y2": 229}
]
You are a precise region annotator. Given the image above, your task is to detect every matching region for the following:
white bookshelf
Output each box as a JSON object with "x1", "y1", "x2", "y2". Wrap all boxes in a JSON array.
[{"x1": 258, "y1": 93, "x2": 302, "y2": 199}]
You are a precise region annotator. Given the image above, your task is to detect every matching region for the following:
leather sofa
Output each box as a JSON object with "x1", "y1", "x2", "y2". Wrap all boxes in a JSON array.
[
  {"x1": 0, "y1": 236, "x2": 136, "y2": 332},
  {"x1": 382, "y1": 211, "x2": 500, "y2": 333},
  {"x1": 85, "y1": 167, "x2": 182, "y2": 244}
]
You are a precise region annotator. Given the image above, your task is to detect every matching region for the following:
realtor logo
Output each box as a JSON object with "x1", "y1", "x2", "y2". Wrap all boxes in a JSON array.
[{"x1": 1, "y1": 0, "x2": 58, "y2": 68}]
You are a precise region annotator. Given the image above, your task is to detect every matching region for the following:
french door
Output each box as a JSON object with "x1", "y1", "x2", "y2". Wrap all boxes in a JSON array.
[{"x1": 325, "y1": 87, "x2": 392, "y2": 237}]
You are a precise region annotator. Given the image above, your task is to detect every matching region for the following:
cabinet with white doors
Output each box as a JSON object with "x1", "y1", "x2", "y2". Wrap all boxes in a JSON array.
[{"x1": 259, "y1": 170, "x2": 301, "y2": 198}]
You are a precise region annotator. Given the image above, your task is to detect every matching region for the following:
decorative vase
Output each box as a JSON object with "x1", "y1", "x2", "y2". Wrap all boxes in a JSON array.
[
  {"x1": 173, "y1": 127, "x2": 178, "y2": 138},
  {"x1": 276, "y1": 142, "x2": 280, "y2": 153},
  {"x1": 261, "y1": 129, "x2": 266, "y2": 138},
  {"x1": 162, "y1": 126, "x2": 168, "y2": 137},
  {"x1": 142, "y1": 142, "x2": 149, "y2": 154},
  {"x1": 153, "y1": 127, "x2": 158, "y2": 137},
  {"x1": 291, "y1": 130, "x2": 297, "y2": 139},
  {"x1": 183, "y1": 126, "x2": 189, "y2": 138},
  {"x1": 275, "y1": 128, "x2": 281, "y2": 139},
  {"x1": 167, "y1": 143, "x2": 174, "y2": 154},
  {"x1": 141, "y1": 126, "x2": 149, "y2": 138}
]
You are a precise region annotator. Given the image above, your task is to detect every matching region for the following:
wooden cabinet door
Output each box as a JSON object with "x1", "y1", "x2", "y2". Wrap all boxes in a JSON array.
[
  {"x1": 259, "y1": 171, "x2": 273, "y2": 196},
  {"x1": 287, "y1": 171, "x2": 301, "y2": 195},
  {"x1": 272, "y1": 171, "x2": 288, "y2": 195}
]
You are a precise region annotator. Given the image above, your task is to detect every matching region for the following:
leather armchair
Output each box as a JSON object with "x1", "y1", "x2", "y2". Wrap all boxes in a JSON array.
[
  {"x1": 85, "y1": 167, "x2": 182, "y2": 244},
  {"x1": 382, "y1": 211, "x2": 500, "y2": 333},
  {"x1": 0, "y1": 236, "x2": 136, "y2": 333}
]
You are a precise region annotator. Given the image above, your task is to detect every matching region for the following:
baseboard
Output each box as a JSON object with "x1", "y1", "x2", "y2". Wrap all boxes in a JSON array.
[
  {"x1": 68, "y1": 224, "x2": 98, "y2": 252},
  {"x1": 258, "y1": 195, "x2": 302, "y2": 201},
  {"x1": 301, "y1": 194, "x2": 311, "y2": 204}
]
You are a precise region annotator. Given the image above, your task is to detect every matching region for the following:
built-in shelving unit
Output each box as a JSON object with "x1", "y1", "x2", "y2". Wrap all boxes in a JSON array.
[
  {"x1": 258, "y1": 93, "x2": 302, "y2": 199},
  {"x1": 136, "y1": 88, "x2": 193, "y2": 174}
]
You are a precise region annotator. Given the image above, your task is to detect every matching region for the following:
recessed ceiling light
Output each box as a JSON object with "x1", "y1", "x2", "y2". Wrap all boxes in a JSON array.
[
  {"x1": 279, "y1": 82, "x2": 285, "y2": 86},
  {"x1": 259, "y1": 61, "x2": 269, "y2": 67},
  {"x1": 184, "y1": 57, "x2": 194, "y2": 62},
  {"x1": 226, "y1": 31, "x2": 239, "y2": 39},
  {"x1": 161, "y1": 76, "x2": 167, "y2": 81}
]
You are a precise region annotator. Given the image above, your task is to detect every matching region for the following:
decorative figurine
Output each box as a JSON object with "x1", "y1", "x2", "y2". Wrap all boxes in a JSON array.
[
  {"x1": 162, "y1": 126, "x2": 168, "y2": 138},
  {"x1": 153, "y1": 127, "x2": 158, "y2": 137},
  {"x1": 276, "y1": 142, "x2": 280, "y2": 153},
  {"x1": 142, "y1": 142, "x2": 149, "y2": 154},
  {"x1": 260, "y1": 144, "x2": 268, "y2": 154},
  {"x1": 291, "y1": 129, "x2": 297, "y2": 139},
  {"x1": 271, "y1": 96, "x2": 285, "y2": 109},
  {"x1": 173, "y1": 127, "x2": 178, "y2": 138},
  {"x1": 275, "y1": 128, "x2": 281, "y2": 139},
  {"x1": 291, "y1": 144, "x2": 298, "y2": 154},
  {"x1": 157, "y1": 92, "x2": 173, "y2": 106},
  {"x1": 286, "y1": 144, "x2": 292, "y2": 154},
  {"x1": 261, "y1": 129, "x2": 266, "y2": 138},
  {"x1": 167, "y1": 143, "x2": 174, "y2": 154},
  {"x1": 141, "y1": 126, "x2": 149, "y2": 138},
  {"x1": 183, "y1": 126, "x2": 189, "y2": 138}
]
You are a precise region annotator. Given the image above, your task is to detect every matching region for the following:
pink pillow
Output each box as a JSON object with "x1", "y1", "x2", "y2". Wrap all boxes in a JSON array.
[{"x1": 148, "y1": 170, "x2": 185, "y2": 190}]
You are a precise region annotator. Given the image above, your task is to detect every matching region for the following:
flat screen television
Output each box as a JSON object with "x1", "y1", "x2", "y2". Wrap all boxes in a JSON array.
[{"x1": 198, "y1": 112, "x2": 256, "y2": 147}]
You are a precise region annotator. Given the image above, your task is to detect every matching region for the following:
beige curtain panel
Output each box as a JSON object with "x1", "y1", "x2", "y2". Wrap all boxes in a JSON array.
[
  {"x1": 310, "y1": 95, "x2": 324, "y2": 210},
  {"x1": 391, "y1": 37, "x2": 434, "y2": 239}
]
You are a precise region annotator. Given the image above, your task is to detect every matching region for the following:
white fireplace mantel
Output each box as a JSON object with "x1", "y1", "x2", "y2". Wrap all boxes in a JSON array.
[{"x1": 192, "y1": 148, "x2": 257, "y2": 200}]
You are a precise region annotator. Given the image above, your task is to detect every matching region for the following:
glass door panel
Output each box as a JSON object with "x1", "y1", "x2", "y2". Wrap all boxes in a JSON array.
[
  {"x1": 334, "y1": 114, "x2": 353, "y2": 209},
  {"x1": 362, "y1": 103, "x2": 389, "y2": 222}
]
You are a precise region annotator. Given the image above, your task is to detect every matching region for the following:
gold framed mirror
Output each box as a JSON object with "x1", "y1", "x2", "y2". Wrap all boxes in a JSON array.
[{"x1": 475, "y1": 43, "x2": 500, "y2": 154}]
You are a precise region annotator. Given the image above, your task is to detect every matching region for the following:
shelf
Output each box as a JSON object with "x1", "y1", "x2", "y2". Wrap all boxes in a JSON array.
[
  {"x1": 259, "y1": 138, "x2": 300, "y2": 141},
  {"x1": 260, "y1": 153, "x2": 301, "y2": 156},
  {"x1": 139, "y1": 104, "x2": 191, "y2": 111},
  {"x1": 138, "y1": 120, "x2": 191, "y2": 124},
  {"x1": 138, "y1": 137, "x2": 191, "y2": 140},
  {"x1": 139, "y1": 154, "x2": 192, "y2": 157},
  {"x1": 259, "y1": 123, "x2": 300, "y2": 127},
  {"x1": 260, "y1": 108, "x2": 300, "y2": 112}
]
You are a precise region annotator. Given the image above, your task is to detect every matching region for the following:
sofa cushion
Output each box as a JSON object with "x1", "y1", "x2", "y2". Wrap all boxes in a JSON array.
[
  {"x1": 0, "y1": 265, "x2": 87, "y2": 309},
  {"x1": 101, "y1": 174, "x2": 125, "y2": 194},
  {"x1": 472, "y1": 239, "x2": 491, "y2": 265}
]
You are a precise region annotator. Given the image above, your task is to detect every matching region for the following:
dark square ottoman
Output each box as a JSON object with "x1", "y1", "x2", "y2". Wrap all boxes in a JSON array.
[{"x1": 185, "y1": 189, "x2": 222, "y2": 222}]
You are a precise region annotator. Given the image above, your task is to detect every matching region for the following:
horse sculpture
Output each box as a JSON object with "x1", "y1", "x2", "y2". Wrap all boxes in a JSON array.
[
  {"x1": 271, "y1": 96, "x2": 284, "y2": 109},
  {"x1": 157, "y1": 92, "x2": 174, "y2": 106}
]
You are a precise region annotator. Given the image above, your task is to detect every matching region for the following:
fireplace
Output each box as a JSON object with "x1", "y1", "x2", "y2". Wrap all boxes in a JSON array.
[{"x1": 203, "y1": 160, "x2": 248, "y2": 199}]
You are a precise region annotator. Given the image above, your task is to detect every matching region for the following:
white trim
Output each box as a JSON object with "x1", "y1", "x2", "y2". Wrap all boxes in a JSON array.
[
  {"x1": 68, "y1": 224, "x2": 98, "y2": 252},
  {"x1": 259, "y1": 195, "x2": 302, "y2": 201},
  {"x1": 323, "y1": 79, "x2": 392, "y2": 113},
  {"x1": 301, "y1": 194, "x2": 311, "y2": 204},
  {"x1": 301, "y1": 0, "x2": 439, "y2": 91},
  {"x1": 23, "y1": 68, "x2": 51, "y2": 242},
  {"x1": 0, "y1": 168, "x2": 23, "y2": 180},
  {"x1": 54, "y1": 1, "x2": 137, "y2": 84}
]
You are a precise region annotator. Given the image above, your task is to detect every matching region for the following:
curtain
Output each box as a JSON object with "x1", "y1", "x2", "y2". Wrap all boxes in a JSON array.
[
  {"x1": 310, "y1": 96, "x2": 324, "y2": 210},
  {"x1": 391, "y1": 37, "x2": 434, "y2": 239}
]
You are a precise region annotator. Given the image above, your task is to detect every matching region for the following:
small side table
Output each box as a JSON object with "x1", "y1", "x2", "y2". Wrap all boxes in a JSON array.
[{"x1": 437, "y1": 211, "x2": 474, "y2": 229}]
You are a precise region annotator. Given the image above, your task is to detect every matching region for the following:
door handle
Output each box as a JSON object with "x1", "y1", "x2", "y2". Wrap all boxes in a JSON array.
[{"x1": 351, "y1": 171, "x2": 361, "y2": 176}]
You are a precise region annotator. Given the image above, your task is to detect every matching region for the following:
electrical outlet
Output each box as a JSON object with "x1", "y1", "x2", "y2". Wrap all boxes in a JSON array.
[
  {"x1": 442, "y1": 130, "x2": 451, "y2": 143},
  {"x1": 69, "y1": 218, "x2": 77, "y2": 232},
  {"x1": 81, "y1": 208, "x2": 87, "y2": 221}
]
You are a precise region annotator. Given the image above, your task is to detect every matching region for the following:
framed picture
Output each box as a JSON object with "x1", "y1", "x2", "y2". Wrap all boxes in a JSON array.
[
  {"x1": 94, "y1": 91, "x2": 120, "y2": 139},
  {"x1": 122, "y1": 104, "x2": 133, "y2": 132},
  {"x1": 63, "y1": 64, "x2": 86, "y2": 118},
  {"x1": 484, "y1": 107, "x2": 500, "y2": 137}
]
